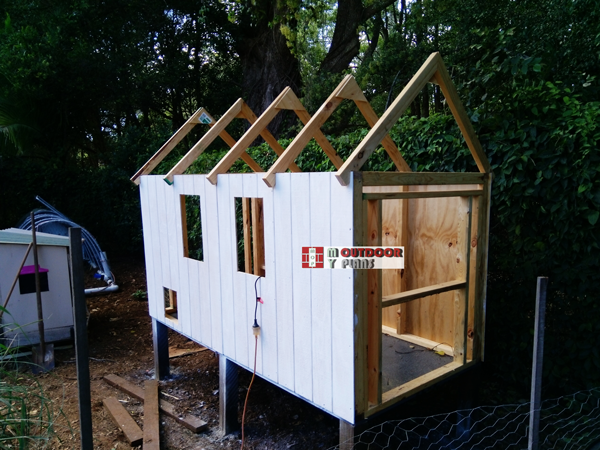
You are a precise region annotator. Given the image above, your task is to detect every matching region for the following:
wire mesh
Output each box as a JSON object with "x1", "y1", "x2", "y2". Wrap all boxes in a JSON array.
[{"x1": 332, "y1": 387, "x2": 600, "y2": 450}]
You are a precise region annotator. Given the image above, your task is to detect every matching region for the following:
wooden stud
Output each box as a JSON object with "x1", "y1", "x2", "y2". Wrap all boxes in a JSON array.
[
  {"x1": 352, "y1": 172, "x2": 368, "y2": 417},
  {"x1": 363, "y1": 189, "x2": 483, "y2": 200},
  {"x1": 335, "y1": 53, "x2": 441, "y2": 186},
  {"x1": 251, "y1": 198, "x2": 265, "y2": 277},
  {"x1": 454, "y1": 196, "x2": 472, "y2": 365},
  {"x1": 242, "y1": 198, "x2": 253, "y2": 274},
  {"x1": 366, "y1": 199, "x2": 382, "y2": 406},
  {"x1": 362, "y1": 172, "x2": 485, "y2": 186},
  {"x1": 381, "y1": 279, "x2": 467, "y2": 308},
  {"x1": 473, "y1": 174, "x2": 492, "y2": 360},
  {"x1": 143, "y1": 380, "x2": 160, "y2": 450},
  {"x1": 103, "y1": 397, "x2": 143, "y2": 447},
  {"x1": 293, "y1": 108, "x2": 344, "y2": 169},
  {"x1": 165, "y1": 100, "x2": 244, "y2": 184},
  {"x1": 104, "y1": 374, "x2": 208, "y2": 433},
  {"x1": 433, "y1": 61, "x2": 491, "y2": 173},
  {"x1": 398, "y1": 188, "x2": 409, "y2": 334},
  {"x1": 131, "y1": 107, "x2": 206, "y2": 185},
  {"x1": 381, "y1": 326, "x2": 454, "y2": 356}
]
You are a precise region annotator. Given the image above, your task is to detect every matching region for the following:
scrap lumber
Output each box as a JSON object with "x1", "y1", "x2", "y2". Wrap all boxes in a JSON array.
[
  {"x1": 168, "y1": 346, "x2": 209, "y2": 359},
  {"x1": 104, "y1": 374, "x2": 208, "y2": 433},
  {"x1": 143, "y1": 380, "x2": 160, "y2": 450},
  {"x1": 103, "y1": 397, "x2": 143, "y2": 447}
]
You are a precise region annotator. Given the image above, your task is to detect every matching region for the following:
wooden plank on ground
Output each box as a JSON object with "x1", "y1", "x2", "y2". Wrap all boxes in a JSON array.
[
  {"x1": 104, "y1": 374, "x2": 208, "y2": 433},
  {"x1": 143, "y1": 380, "x2": 160, "y2": 450},
  {"x1": 169, "y1": 346, "x2": 209, "y2": 359},
  {"x1": 103, "y1": 397, "x2": 143, "y2": 447}
]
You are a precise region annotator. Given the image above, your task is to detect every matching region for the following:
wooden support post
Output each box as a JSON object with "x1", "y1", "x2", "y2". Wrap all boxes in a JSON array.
[
  {"x1": 398, "y1": 188, "x2": 409, "y2": 334},
  {"x1": 366, "y1": 199, "x2": 382, "y2": 406},
  {"x1": 219, "y1": 354, "x2": 239, "y2": 436},
  {"x1": 339, "y1": 419, "x2": 355, "y2": 450},
  {"x1": 251, "y1": 198, "x2": 265, "y2": 277},
  {"x1": 454, "y1": 196, "x2": 473, "y2": 365},
  {"x1": 242, "y1": 198, "x2": 253, "y2": 274},
  {"x1": 152, "y1": 318, "x2": 170, "y2": 380},
  {"x1": 473, "y1": 174, "x2": 492, "y2": 361},
  {"x1": 69, "y1": 227, "x2": 93, "y2": 450},
  {"x1": 528, "y1": 276, "x2": 548, "y2": 450},
  {"x1": 143, "y1": 380, "x2": 161, "y2": 450},
  {"x1": 352, "y1": 172, "x2": 368, "y2": 417}
]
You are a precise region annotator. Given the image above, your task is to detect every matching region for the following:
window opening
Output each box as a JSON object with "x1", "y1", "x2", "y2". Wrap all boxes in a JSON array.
[
  {"x1": 181, "y1": 195, "x2": 203, "y2": 261},
  {"x1": 235, "y1": 197, "x2": 265, "y2": 276},
  {"x1": 164, "y1": 287, "x2": 178, "y2": 320}
]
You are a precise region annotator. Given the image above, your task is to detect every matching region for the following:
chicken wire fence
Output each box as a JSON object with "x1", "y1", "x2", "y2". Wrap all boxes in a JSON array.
[{"x1": 332, "y1": 387, "x2": 600, "y2": 450}]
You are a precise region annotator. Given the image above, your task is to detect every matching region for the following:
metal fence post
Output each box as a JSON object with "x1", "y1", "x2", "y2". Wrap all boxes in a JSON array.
[{"x1": 528, "y1": 276, "x2": 548, "y2": 450}]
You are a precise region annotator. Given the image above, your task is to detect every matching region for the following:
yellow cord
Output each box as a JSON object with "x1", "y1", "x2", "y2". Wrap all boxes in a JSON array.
[{"x1": 241, "y1": 334, "x2": 258, "y2": 450}]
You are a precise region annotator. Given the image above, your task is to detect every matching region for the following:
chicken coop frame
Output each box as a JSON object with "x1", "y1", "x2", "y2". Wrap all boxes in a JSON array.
[{"x1": 132, "y1": 52, "x2": 492, "y2": 439}]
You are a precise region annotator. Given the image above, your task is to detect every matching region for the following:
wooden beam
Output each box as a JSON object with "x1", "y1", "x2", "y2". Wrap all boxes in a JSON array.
[
  {"x1": 242, "y1": 198, "x2": 252, "y2": 274},
  {"x1": 180, "y1": 196, "x2": 189, "y2": 258},
  {"x1": 143, "y1": 380, "x2": 160, "y2": 450},
  {"x1": 361, "y1": 171, "x2": 486, "y2": 186},
  {"x1": 251, "y1": 198, "x2": 265, "y2": 277},
  {"x1": 131, "y1": 108, "x2": 205, "y2": 185},
  {"x1": 207, "y1": 122, "x2": 264, "y2": 174},
  {"x1": 454, "y1": 197, "x2": 472, "y2": 365},
  {"x1": 363, "y1": 189, "x2": 483, "y2": 200},
  {"x1": 103, "y1": 397, "x2": 143, "y2": 447},
  {"x1": 164, "y1": 99, "x2": 244, "y2": 184},
  {"x1": 381, "y1": 326, "x2": 454, "y2": 357},
  {"x1": 240, "y1": 101, "x2": 302, "y2": 173},
  {"x1": 262, "y1": 75, "x2": 355, "y2": 187},
  {"x1": 354, "y1": 99, "x2": 411, "y2": 172},
  {"x1": 352, "y1": 172, "x2": 369, "y2": 416},
  {"x1": 152, "y1": 319, "x2": 170, "y2": 380},
  {"x1": 339, "y1": 420, "x2": 355, "y2": 450},
  {"x1": 206, "y1": 91, "x2": 290, "y2": 184},
  {"x1": 365, "y1": 361, "x2": 475, "y2": 417},
  {"x1": 366, "y1": 199, "x2": 382, "y2": 406},
  {"x1": 473, "y1": 174, "x2": 492, "y2": 361},
  {"x1": 103, "y1": 374, "x2": 208, "y2": 433},
  {"x1": 381, "y1": 279, "x2": 466, "y2": 308},
  {"x1": 219, "y1": 355, "x2": 239, "y2": 436},
  {"x1": 434, "y1": 61, "x2": 491, "y2": 173},
  {"x1": 294, "y1": 108, "x2": 344, "y2": 169},
  {"x1": 336, "y1": 53, "x2": 441, "y2": 186}
]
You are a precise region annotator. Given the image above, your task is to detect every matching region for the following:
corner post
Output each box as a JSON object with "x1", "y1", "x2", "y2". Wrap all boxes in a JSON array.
[
  {"x1": 219, "y1": 354, "x2": 239, "y2": 436},
  {"x1": 152, "y1": 318, "x2": 170, "y2": 380},
  {"x1": 339, "y1": 419, "x2": 355, "y2": 450}
]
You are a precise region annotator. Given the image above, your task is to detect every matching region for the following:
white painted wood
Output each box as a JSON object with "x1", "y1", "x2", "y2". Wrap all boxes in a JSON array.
[
  {"x1": 242, "y1": 174, "x2": 263, "y2": 374},
  {"x1": 217, "y1": 175, "x2": 236, "y2": 359},
  {"x1": 273, "y1": 173, "x2": 295, "y2": 391},
  {"x1": 228, "y1": 174, "x2": 249, "y2": 368},
  {"x1": 173, "y1": 176, "x2": 190, "y2": 336},
  {"x1": 259, "y1": 175, "x2": 278, "y2": 382},
  {"x1": 310, "y1": 173, "x2": 333, "y2": 412},
  {"x1": 139, "y1": 178, "x2": 158, "y2": 320},
  {"x1": 204, "y1": 175, "x2": 223, "y2": 353},
  {"x1": 330, "y1": 175, "x2": 356, "y2": 423},
  {"x1": 290, "y1": 172, "x2": 313, "y2": 402},
  {"x1": 138, "y1": 172, "x2": 358, "y2": 424}
]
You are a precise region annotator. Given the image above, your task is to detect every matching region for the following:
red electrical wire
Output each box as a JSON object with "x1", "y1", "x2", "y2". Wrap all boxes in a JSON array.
[{"x1": 241, "y1": 334, "x2": 258, "y2": 450}]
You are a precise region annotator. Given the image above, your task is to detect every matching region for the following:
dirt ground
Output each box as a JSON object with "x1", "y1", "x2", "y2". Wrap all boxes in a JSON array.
[{"x1": 34, "y1": 256, "x2": 339, "y2": 450}]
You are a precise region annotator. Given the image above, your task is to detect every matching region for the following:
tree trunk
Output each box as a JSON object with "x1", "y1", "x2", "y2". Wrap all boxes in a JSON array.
[
  {"x1": 238, "y1": 3, "x2": 301, "y2": 137},
  {"x1": 320, "y1": 0, "x2": 397, "y2": 74}
]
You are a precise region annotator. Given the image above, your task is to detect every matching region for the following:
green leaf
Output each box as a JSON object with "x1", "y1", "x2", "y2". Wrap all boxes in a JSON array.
[
  {"x1": 588, "y1": 211, "x2": 599, "y2": 225},
  {"x1": 533, "y1": 64, "x2": 541, "y2": 72}
]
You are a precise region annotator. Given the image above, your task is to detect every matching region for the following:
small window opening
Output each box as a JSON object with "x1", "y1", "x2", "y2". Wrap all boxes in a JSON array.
[
  {"x1": 164, "y1": 287, "x2": 178, "y2": 320},
  {"x1": 235, "y1": 197, "x2": 265, "y2": 276},
  {"x1": 181, "y1": 195, "x2": 203, "y2": 261}
]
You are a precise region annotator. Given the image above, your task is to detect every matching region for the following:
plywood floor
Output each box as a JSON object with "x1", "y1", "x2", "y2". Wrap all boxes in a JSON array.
[{"x1": 382, "y1": 334, "x2": 452, "y2": 393}]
